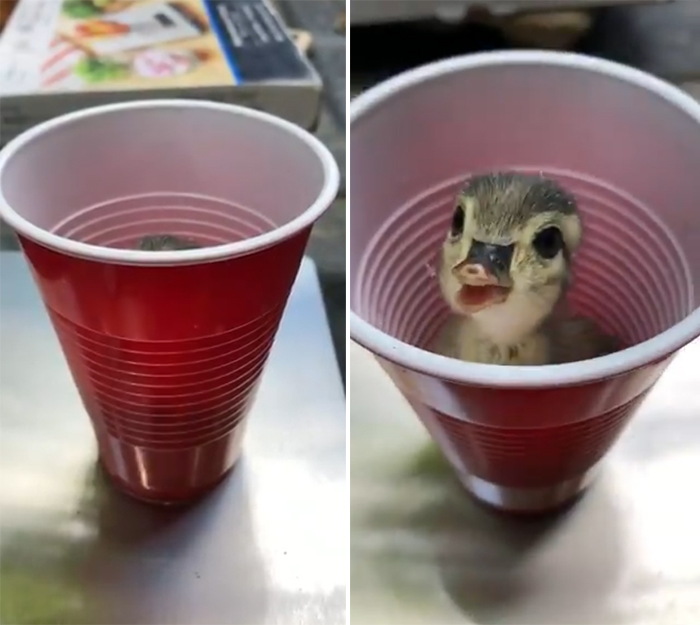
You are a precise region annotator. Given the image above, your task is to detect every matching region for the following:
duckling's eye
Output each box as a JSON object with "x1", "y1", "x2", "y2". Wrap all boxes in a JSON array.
[
  {"x1": 450, "y1": 206, "x2": 465, "y2": 238},
  {"x1": 532, "y1": 226, "x2": 563, "y2": 259}
]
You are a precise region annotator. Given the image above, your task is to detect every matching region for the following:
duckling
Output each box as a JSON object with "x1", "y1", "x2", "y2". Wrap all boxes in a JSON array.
[
  {"x1": 137, "y1": 235, "x2": 201, "y2": 251},
  {"x1": 431, "y1": 172, "x2": 619, "y2": 365}
]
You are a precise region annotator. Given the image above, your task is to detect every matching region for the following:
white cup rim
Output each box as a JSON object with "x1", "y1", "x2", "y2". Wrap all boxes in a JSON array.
[
  {"x1": 0, "y1": 99, "x2": 340, "y2": 265},
  {"x1": 350, "y1": 50, "x2": 700, "y2": 388}
]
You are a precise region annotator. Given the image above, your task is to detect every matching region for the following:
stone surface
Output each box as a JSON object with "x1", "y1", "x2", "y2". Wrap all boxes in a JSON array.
[
  {"x1": 351, "y1": 1, "x2": 700, "y2": 87},
  {"x1": 582, "y1": 2, "x2": 700, "y2": 81},
  {"x1": 499, "y1": 10, "x2": 593, "y2": 49},
  {"x1": 279, "y1": 0, "x2": 347, "y2": 122},
  {"x1": 279, "y1": 0, "x2": 347, "y2": 383}
]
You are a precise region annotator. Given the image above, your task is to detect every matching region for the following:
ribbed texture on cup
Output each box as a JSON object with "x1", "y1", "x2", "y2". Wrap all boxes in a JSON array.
[
  {"x1": 50, "y1": 192, "x2": 277, "y2": 247},
  {"x1": 413, "y1": 391, "x2": 649, "y2": 489},
  {"x1": 16, "y1": 215, "x2": 311, "y2": 503},
  {"x1": 354, "y1": 167, "x2": 693, "y2": 502},
  {"x1": 48, "y1": 303, "x2": 284, "y2": 450},
  {"x1": 356, "y1": 168, "x2": 692, "y2": 351}
]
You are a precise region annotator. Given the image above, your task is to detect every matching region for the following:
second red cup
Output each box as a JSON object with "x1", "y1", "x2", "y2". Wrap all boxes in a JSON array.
[
  {"x1": 350, "y1": 52, "x2": 700, "y2": 514},
  {"x1": 0, "y1": 100, "x2": 339, "y2": 504}
]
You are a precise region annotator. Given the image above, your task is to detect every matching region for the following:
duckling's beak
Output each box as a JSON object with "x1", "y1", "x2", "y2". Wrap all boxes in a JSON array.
[
  {"x1": 454, "y1": 240, "x2": 514, "y2": 285},
  {"x1": 451, "y1": 240, "x2": 513, "y2": 313}
]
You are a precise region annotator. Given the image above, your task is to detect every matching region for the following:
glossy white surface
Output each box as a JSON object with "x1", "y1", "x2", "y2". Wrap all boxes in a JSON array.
[
  {"x1": 0, "y1": 252, "x2": 346, "y2": 625},
  {"x1": 350, "y1": 342, "x2": 700, "y2": 625}
]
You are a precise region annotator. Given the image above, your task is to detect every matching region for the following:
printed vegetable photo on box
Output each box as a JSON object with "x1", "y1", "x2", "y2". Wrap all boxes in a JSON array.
[{"x1": 46, "y1": 0, "x2": 215, "y2": 89}]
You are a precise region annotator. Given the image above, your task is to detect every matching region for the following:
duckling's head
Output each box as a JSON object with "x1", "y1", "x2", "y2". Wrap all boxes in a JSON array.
[
  {"x1": 438, "y1": 172, "x2": 582, "y2": 343},
  {"x1": 137, "y1": 235, "x2": 201, "y2": 251}
]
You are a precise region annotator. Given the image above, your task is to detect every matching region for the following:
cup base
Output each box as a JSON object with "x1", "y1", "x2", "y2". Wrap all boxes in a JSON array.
[
  {"x1": 457, "y1": 467, "x2": 598, "y2": 515},
  {"x1": 101, "y1": 460, "x2": 238, "y2": 506}
]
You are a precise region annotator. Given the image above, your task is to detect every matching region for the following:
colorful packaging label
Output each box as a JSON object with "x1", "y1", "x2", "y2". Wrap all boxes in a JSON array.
[{"x1": 0, "y1": 0, "x2": 311, "y2": 95}]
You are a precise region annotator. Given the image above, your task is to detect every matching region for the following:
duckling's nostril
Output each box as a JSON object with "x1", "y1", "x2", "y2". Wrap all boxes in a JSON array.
[{"x1": 454, "y1": 262, "x2": 495, "y2": 284}]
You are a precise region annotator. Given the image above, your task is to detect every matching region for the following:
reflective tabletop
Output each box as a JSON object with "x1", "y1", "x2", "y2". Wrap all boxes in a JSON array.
[
  {"x1": 0, "y1": 251, "x2": 346, "y2": 625},
  {"x1": 351, "y1": 341, "x2": 700, "y2": 625}
]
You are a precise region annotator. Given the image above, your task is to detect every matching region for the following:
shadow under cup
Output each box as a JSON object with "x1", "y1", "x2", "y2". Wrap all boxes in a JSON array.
[
  {"x1": 0, "y1": 101, "x2": 338, "y2": 504},
  {"x1": 350, "y1": 52, "x2": 700, "y2": 513}
]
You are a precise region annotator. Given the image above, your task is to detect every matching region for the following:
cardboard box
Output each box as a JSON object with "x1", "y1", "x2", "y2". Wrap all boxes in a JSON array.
[{"x1": 0, "y1": 0, "x2": 322, "y2": 145}]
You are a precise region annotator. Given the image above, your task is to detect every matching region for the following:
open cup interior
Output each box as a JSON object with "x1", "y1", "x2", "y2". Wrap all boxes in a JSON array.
[
  {"x1": 0, "y1": 101, "x2": 334, "y2": 252},
  {"x1": 351, "y1": 57, "x2": 699, "y2": 363}
]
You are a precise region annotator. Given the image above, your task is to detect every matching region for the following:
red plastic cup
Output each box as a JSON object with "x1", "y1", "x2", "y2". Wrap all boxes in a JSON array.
[
  {"x1": 0, "y1": 100, "x2": 339, "y2": 504},
  {"x1": 350, "y1": 51, "x2": 700, "y2": 514}
]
